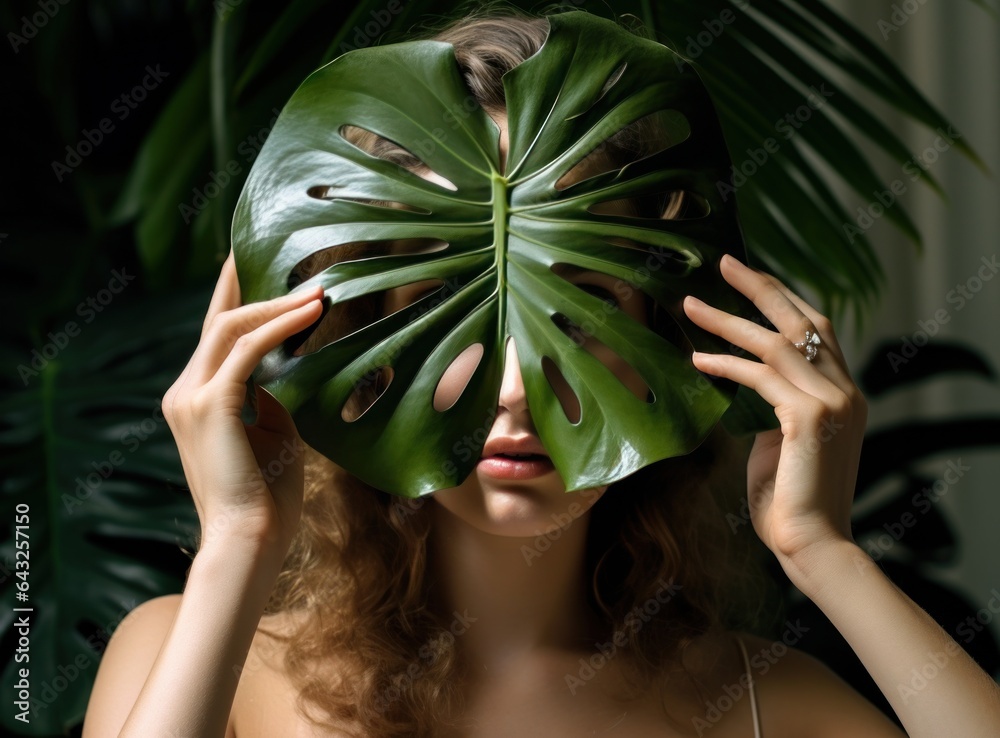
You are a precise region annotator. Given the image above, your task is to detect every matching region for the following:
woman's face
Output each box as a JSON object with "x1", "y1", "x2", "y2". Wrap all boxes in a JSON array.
[{"x1": 382, "y1": 112, "x2": 652, "y2": 537}]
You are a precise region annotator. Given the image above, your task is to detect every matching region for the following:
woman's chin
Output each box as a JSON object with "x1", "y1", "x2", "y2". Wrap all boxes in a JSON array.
[{"x1": 430, "y1": 479, "x2": 607, "y2": 539}]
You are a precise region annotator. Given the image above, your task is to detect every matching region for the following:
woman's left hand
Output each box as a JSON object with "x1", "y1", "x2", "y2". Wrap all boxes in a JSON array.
[{"x1": 682, "y1": 253, "x2": 868, "y2": 567}]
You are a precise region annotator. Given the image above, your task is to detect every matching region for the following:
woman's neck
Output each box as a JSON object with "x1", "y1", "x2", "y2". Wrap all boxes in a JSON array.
[{"x1": 426, "y1": 499, "x2": 606, "y2": 677}]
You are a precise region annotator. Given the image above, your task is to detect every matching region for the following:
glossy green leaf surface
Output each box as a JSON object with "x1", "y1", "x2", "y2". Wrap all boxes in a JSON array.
[{"x1": 232, "y1": 11, "x2": 777, "y2": 497}]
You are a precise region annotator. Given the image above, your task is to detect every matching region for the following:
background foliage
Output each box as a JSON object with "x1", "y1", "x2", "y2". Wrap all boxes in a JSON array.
[{"x1": 2, "y1": 0, "x2": 997, "y2": 734}]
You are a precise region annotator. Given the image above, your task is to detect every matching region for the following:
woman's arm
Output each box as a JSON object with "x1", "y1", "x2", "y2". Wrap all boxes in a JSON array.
[
  {"x1": 83, "y1": 540, "x2": 285, "y2": 737},
  {"x1": 780, "y1": 538, "x2": 1000, "y2": 738},
  {"x1": 683, "y1": 253, "x2": 1000, "y2": 738},
  {"x1": 83, "y1": 252, "x2": 325, "y2": 737}
]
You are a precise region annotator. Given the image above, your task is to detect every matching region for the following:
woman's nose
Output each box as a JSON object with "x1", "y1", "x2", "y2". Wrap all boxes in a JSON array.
[{"x1": 497, "y1": 336, "x2": 530, "y2": 416}]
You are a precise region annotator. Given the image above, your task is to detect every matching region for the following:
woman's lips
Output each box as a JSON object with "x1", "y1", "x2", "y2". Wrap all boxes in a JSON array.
[{"x1": 476, "y1": 454, "x2": 555, "y2": 480}]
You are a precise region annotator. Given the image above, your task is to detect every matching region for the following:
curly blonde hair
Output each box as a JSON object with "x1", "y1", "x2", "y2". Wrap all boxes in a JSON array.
[{"x1": 257, "y1": 7, "x2": 769, "y2": 736}]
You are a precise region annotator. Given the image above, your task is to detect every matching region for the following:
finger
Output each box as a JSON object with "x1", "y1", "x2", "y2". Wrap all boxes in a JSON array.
[
  {"x1": 720, "y1": 254, "x2": 814, "y2": 340},
  {"x1": 719, "y1": 255, "x2": 853, "y2": 384},
  {"x1": 684, "y1": 295, "x2": 841, "y2": 400},
  {"x1": 209, "y1": 298, "x2": 324, "y2": 393},
  {"x1": 168, "y1": 253, "x2": 243, "y2": 405},
  {"x1": 690, "y1": 350, "x2": 818, "y2": 417},
  {"x1": 201, "y1": 251, "x2": 242, "y2": 340},
  {"x1": 756, "y1": 271, "x2": 848, "y2": 368},
  {"x1": 187, "y1": 287, "x2": 325, "y2": 386}
]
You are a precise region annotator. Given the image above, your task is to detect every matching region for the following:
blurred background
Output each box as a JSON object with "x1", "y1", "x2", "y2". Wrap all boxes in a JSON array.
[{"x1": 2, "y1": 0, "x2": 997, "y2": 735}]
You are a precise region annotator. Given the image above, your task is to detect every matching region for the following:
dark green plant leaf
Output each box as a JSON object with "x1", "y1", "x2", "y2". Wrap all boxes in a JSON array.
[
  {"x1": 111, "y1": 0, "x2": 986, "y2": 318},
  {"x1": 234, "y1": 0, "x2": 330, "y2": 97},
  {"x1": 233, "y1": 11, "x2": 776, "y2": 498},
  {"x1": 859, "y1": 340, "x2": 996, "y2": 397},
  {"x1": 632, "y1": 0, "x2": 989, "y2": 322},
  {"x1": 0, "y1": 294, "x2": 202, "y2": 734},
  {"x1": 856, "y1": 418, "x2": 1000, "y2": 497},
  {"x1": 853, "y1": 474, "x2": 957, "y2": 563}
]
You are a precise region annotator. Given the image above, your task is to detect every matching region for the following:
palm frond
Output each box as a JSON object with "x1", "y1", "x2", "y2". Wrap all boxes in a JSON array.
[{"x1": 110, "y1": 0, "x2": 988, "y2": 323}]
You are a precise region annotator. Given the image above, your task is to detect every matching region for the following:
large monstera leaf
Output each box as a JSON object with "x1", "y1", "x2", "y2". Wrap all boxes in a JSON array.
[{"x1": 233, "y1": 11, "x2": 773, "y2": 497}]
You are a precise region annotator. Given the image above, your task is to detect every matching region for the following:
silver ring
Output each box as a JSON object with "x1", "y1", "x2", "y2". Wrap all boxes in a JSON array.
[{"x1": 794, "y1": 330, "x2": 821, "y2": 362}]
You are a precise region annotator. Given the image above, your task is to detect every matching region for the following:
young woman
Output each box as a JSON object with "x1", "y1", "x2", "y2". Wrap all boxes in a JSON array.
[{"x1": 83, "y1": 10, "x2": 1000, "y2": 738}]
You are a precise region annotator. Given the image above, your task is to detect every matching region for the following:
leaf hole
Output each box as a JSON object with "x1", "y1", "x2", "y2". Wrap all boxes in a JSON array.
[
  {"x1": 342, "y1": 366, "x2": 394, "y2": 422},
  {"x1": 391, "y1": 238, "x2": 450, "y2": 256},
  {"x1": 433, "y1": 343, "x2": 484, "y2": 412},
  {"x1": 599, "y1": 62, "x2": 628, "y2": 100},
  {"x1": 542, "y1": 356, "x2": 581, "y2": 424},
  {"x1": 283, "y1": 239, "x2": 454, "y2": 355},
  {"x1": 306, "y1": 186, "x2": 431, "y2": 214},
  {"x1": 384, "y1": 278, "x2": 449, "y2": 319},
  {"x1": 287, "y1": 240, "x2": 393, "y2": 290},
  {"x1": 284, "y1": 241, "x2": 392, "y2": 356},
  {"x1": 548, "y1": 311, "x2": 652, "y2": 405},
  {"x1": 550, "y1": 263, "x2": 647, "y2": 331},
  {"x1": 588, "y1": 190, "x2": 710, "y2": 220},
  {"x1": 568, "y1": 62, "x2": 629, "y2": 122},
  {"x1": 340, "y1": 124, "x2": 458, "y2": 191},
  {"x1": 600, "y1": 238, "x2": 700, "y2": 277},
  {"x1": 647, "y1": 301, "x2": 693, "y2": 359},
  {"x1": 555, "y1": 110, "x2": 691, "y2": 191},
  {"x1": 287, "y1": 299, "x2": 331, "y2": 356}
]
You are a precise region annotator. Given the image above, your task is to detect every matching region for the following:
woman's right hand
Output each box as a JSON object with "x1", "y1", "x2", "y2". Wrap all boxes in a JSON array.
[{"x1": 162, "y1": 250, "x2": 325, "y2": 558}]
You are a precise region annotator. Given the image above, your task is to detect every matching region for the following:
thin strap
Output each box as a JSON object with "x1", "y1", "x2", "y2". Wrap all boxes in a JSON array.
[{"x1": 735, "y1": 635, "x2": 762, "y2": 738}]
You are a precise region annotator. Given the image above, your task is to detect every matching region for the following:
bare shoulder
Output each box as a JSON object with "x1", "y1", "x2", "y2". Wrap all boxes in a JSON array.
[
  {"x1": 231, "y1": 607, "x2": 354, "y2": 737},
  {"x1": 83, "y1": 594, "x2": 184, "y2": 737},
  {"x1": 735, "y1": 631, "x2": 907, "y2": 738}
]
